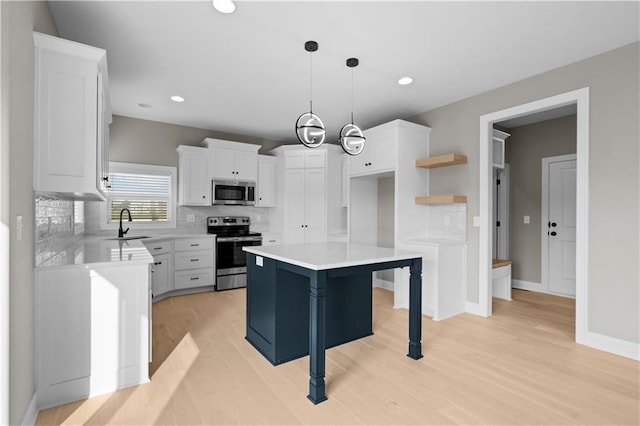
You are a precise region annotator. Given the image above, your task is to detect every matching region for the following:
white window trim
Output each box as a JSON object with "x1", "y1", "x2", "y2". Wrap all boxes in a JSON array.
[{"x1": 100, "y1": 161, "x2": 177, "y2": 231}]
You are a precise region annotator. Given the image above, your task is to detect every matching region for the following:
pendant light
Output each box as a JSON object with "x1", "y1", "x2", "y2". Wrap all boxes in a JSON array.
[
  {"x1": 295, "y1": 41, "x2": 326, "y2": 148},
  {"x1": 339, "y1": 57, "x2": 365, "y2": 155}
]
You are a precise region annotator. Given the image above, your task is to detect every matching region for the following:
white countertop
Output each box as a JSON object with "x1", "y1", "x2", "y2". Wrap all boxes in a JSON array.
[
  {"x1": 36, "y1": 233, "x2": 220, "y2": 269},
  {"x1": 244, "y1": 242, "x2": 422, "y2": 271},
  {"x1": 36, "y1": 236, "x2": 154, "y2": 269},
  {"x1": 398, "y1": 238, "x2": 466, "y2": 247}
]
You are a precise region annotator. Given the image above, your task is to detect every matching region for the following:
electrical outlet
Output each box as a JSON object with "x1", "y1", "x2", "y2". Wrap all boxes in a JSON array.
[
  {"x1": 524, "y1": 215, "x2": 530, "y2": 224},
  {"x1": 187, "y1": 214, "x2": 195, "y2": 223},
  {"x1": 473, "y1": 216, "x2": 480, "y2": 227},
  {"x1": 444, "y1": 216, "x2": 450, "y2": 226}
]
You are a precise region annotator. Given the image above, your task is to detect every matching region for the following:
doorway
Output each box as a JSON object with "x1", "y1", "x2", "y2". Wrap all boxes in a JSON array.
[{"x1": 478, "y1": 88, "x2": 589, "y2": 345}]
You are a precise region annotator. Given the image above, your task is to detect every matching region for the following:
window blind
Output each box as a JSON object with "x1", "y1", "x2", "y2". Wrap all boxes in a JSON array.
[{"x1": 108, "y1": 169, "x2": 172, "y2": 223}]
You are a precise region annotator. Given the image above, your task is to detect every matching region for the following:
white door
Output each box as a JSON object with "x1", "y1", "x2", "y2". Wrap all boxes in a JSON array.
[{"x1": 546, "y1": 157, "x2": 577, "y2": 296}]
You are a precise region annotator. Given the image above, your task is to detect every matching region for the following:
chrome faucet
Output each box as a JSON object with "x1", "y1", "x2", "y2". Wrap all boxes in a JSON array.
[{"x1": 118, "y1": 208, "x2": 132, "y2": 238}]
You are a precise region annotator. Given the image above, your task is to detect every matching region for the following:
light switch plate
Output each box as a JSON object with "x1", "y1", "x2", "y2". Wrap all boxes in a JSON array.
[
  {"x1": 16, "y1": 215, "x2": 23, "y2": 240},
  {"x1": 473, "y1": 216, "x2": 480, "y2": 227},
  {"x1": 524, "y1": 215, "x2": 530, "y2": 224}
]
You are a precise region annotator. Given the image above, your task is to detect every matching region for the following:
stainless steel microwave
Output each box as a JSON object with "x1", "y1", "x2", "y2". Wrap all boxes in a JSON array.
[{"x1": 212, "y1": 180, "x2": 256, "y2": 206}]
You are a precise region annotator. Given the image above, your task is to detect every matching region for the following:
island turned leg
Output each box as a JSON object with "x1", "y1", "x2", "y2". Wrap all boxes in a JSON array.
[
  {"x1": 308, "y1": 270, "x2": 328, "y2": 404},
  {"x1": 408, "y1": 258, "x2": 424, "y2": 360}
]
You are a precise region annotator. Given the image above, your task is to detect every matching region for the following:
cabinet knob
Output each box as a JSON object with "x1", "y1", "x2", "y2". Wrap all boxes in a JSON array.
[{"x1": 202, "y1": 195, "x2": 205, "y2": 199}]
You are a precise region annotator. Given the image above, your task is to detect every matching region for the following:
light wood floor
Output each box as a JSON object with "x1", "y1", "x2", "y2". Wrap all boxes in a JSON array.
[{"x1": 36, "y1": 288, "x2": 639, "y2": 425}]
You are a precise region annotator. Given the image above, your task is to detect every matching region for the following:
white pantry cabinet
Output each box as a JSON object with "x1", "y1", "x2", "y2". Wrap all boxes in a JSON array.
[
  {"x1": 177, "y1": 145, "x2": 210, "y2": 206},
  {"x1": 284, "y1": 167, "x2": 326, "y2": 244},
  {"x1": 33, "y1": 32, "x2": 112, "y2": 200},
  {"x1": 202, "y1": 138, "x2": 259, "y2": 181},
  {"x1": 35, "y1": 263, "x2": 150, "y2": 408},
  {"x1": 257, "y1": 155, "x2": 277, "y2": 207}
]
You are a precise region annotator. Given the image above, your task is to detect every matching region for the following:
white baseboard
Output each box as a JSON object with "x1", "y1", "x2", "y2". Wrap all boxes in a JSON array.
[
  {"x1": 465, "y1": 301, "x2": 488, "y2": 317},
  {"x1": 21, "y1": 391, "x2": 38, "y2": 426},
  {"x1": 511, "y1": 279, "x2": 543, "y2": 292},
  {"x1": 373, "y1": 278, "x2": 394, "y2": 292},
  {"x1": 582, "y1": 331, "x2": 640, "y2": 361}
]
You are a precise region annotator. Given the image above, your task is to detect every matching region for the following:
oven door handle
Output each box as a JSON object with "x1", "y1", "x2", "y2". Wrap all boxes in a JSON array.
[{"x1": 216, "y1": 236, "x2": 262, "y2": 242}]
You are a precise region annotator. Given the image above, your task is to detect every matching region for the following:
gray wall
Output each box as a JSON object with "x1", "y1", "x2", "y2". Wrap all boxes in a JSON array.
[
  {"x1": 410, "y1": 42, "x2": 639, "y2": 344},
  {"x1": 505, "y1": 115, "x2": 577, "y2": 283},
  {"x1": 110, "y1": 115, "x2": 283, "y2": 167},
  {"x1": 2, "y1": 2, "x2": 58, "y2": 424}
]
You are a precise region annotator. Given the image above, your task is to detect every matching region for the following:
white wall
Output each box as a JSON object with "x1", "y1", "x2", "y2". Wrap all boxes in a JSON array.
[
  {"x1": 2, "y1": 2, "x2": 58, "y2": 424},
  {"x1": 410, "y1": 42, "x2": 640, "y2": 344}
]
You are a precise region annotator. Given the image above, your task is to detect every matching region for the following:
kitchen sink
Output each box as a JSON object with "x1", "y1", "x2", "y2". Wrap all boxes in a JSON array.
[{"x1": 105, "y1": 236, "x2": 151, "y2": 241}]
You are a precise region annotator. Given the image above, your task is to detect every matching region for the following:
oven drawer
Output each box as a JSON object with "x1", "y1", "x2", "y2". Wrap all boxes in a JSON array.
[
  {"x1": 174, "y1": 268, "x2": 214, "y2": 289},
  {"x1": 144, "y1": 239, "x2": 172, "y2": 255},
  {"x1": 174, "y1": 250, "x2": 214, "y2": 270},
  {"x1": 174, "y1": 238, "x2": 214, "y2": 252}
]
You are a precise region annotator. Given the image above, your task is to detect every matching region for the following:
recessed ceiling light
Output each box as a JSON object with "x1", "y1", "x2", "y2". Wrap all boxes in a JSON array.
[
  {"x1": 137, "y1": 103, "x2": 152, "y2": 108},
  {"x1": 398, "y1": 77, "x2": 414, "y2": 86},
  {"x1": 212, "y1": 0, "x2": 236, "y2": 14},
  {"x1": 170, "y1": 95, "x2": 185, "y2": 103}
]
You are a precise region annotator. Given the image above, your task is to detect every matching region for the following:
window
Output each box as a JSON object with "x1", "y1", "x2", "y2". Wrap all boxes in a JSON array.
[{"x1": 101, "y1": 162, "x2": 177, "y2": 230}]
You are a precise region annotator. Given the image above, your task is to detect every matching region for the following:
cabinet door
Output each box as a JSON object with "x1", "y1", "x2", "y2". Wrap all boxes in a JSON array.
[
  {"x1": 304, "y1": 168, "x2": 326, "y2": 243},
  {"x1": 284, "y1": 169, "x2": 306, "y2": 244},
  {"x1": 304, "y1": 150, "x2": 326, "y2": 168},
  {"x1": 211, "y1": 147, "x2": 236, "y2": 180},
  {"x1": 257, "y1": 157, "x2": 276, "y2": 207},
  {"x1": 35, "y1": 48, "x2": 100, "y2": 196},
  {"x1": 180, "y1": 153, "x2": 210, "y2": 205},
  {"x1": 348, "y1": 126, "x2": 396, "y2": 176},
  {"x1": 96, "y1": 72, "x2": 110, "y2": 195},
  {"x1": 151, "y1": 253, "x2": 172, "y2": 296},
  {"x1": 234, "y1": 150, "x2": 258, "y2": 181}
]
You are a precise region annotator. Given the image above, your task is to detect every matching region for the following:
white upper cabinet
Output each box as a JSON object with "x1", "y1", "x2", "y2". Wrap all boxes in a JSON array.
[
  {"x1": 202, "y1": 138, "x2": 259, "y2": 181},
  {"x1": 492, "y1": 129, "x2": 510, "y2": 169},
  {"x1": 284, "y1": 149, "x2": 327, "y2": 169},
  {"x1": 177, "y1": 145, "x2": 210, "y2": 206},
  {"x1": 257, "y1": 155, "x2": 277, "y2": 207},
  {"x1": 348, "y1": 124, "x2": 397, "y2": 176},
  {"x1": 33, "y1": 32, "x2": 112, "y2": 200}
]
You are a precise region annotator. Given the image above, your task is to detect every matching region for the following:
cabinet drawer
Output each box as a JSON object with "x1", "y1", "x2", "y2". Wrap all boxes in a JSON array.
[
  {"x1": 174, "y1": 268, "x2": 214, "y2": 289},
  {"x1": 174, "y1": 238, "x2": 214, "y2": 251},
  {"x1": 174, "y1": 250, "x2": 214, "y2": 270},
  {"x1": 144, "y1": 240, "x2": 172, "y2": 255}
]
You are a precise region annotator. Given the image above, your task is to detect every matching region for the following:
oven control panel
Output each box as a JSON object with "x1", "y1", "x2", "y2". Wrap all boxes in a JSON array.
[{"x1": 208, "y1": 216, "x2": 250, "y2": 226}]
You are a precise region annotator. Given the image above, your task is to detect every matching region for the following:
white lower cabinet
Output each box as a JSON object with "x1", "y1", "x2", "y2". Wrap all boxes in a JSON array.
[
  {"x1": 35, "y1": 263, "x2": 150, "y2": 409},
  {"x1": 174, "y1": 237, "x2": 215, "y2": 289},
  {"x1": 151, "y1": 252, "x2": 172, "y2": 296},
  {"x1": 394, "y1": 240, "x2": 466, "y2": 321}
]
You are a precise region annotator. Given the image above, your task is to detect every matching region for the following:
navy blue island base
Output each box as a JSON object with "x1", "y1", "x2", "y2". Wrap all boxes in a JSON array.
[{"x1": 243, "y1": 243, "x2": 423, "y2": 404}]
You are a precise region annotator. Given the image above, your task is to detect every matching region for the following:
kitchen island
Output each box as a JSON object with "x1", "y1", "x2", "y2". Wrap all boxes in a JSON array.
[{"x1": 243, "y1": 242, "x2": 423, "y2": 404}]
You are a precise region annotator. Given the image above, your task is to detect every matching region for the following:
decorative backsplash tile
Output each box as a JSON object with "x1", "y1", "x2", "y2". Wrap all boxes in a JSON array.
[{"x1": 35, "y1": 195, "x2": 83, "y2": 265}]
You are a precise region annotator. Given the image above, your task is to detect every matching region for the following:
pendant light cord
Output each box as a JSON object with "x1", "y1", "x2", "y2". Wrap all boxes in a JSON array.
[
  {"x1": 309, "y1": 51, "x2": 313, "y2": 114},
  {"x1": 351, "y1": 66, "x2": 355, "y2": 124}
]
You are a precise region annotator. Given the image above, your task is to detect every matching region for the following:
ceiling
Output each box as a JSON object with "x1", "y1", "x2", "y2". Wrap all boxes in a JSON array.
[{"x1": 48, "y1": 1, "x2": 639, "y2": 145}]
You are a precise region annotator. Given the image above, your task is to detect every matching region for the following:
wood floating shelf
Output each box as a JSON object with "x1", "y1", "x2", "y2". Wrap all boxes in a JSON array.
[
  {"x1": 415, "y1": 195, "x2": 467, "y2": 205},
  {"x1": 416, "y1": 153, "x2": 467, "y2": 169}
]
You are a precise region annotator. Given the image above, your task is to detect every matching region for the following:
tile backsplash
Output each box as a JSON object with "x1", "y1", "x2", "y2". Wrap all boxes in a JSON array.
[
  {"x1": 84, "y1": 202, "x2": 271, "y2": 235},
  {"x1": 426, "y1": 204, "x2": 466, "y2": 241},
  {"x1": 35, "y1": 195, "x2": 82, "y2": 265}
]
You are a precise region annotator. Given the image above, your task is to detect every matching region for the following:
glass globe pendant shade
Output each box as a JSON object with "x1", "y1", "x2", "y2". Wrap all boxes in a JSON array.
[
  {"x1": 296, "y1": 111, "x2": 326, "y2": 148},
  {"x1": 339, "y1": 122, "x2": 366, "y2": 155}
]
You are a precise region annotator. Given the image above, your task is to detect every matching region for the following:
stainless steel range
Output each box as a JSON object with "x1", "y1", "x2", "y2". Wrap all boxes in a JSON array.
[{"x1": 207, "y1": 216, "x2": 262, "y2": 291}]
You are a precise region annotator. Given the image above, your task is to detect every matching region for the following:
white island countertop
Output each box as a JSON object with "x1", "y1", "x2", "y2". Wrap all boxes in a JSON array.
[{"x1": 244, "y1": 242, "x2": 422, "y2": 271}]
